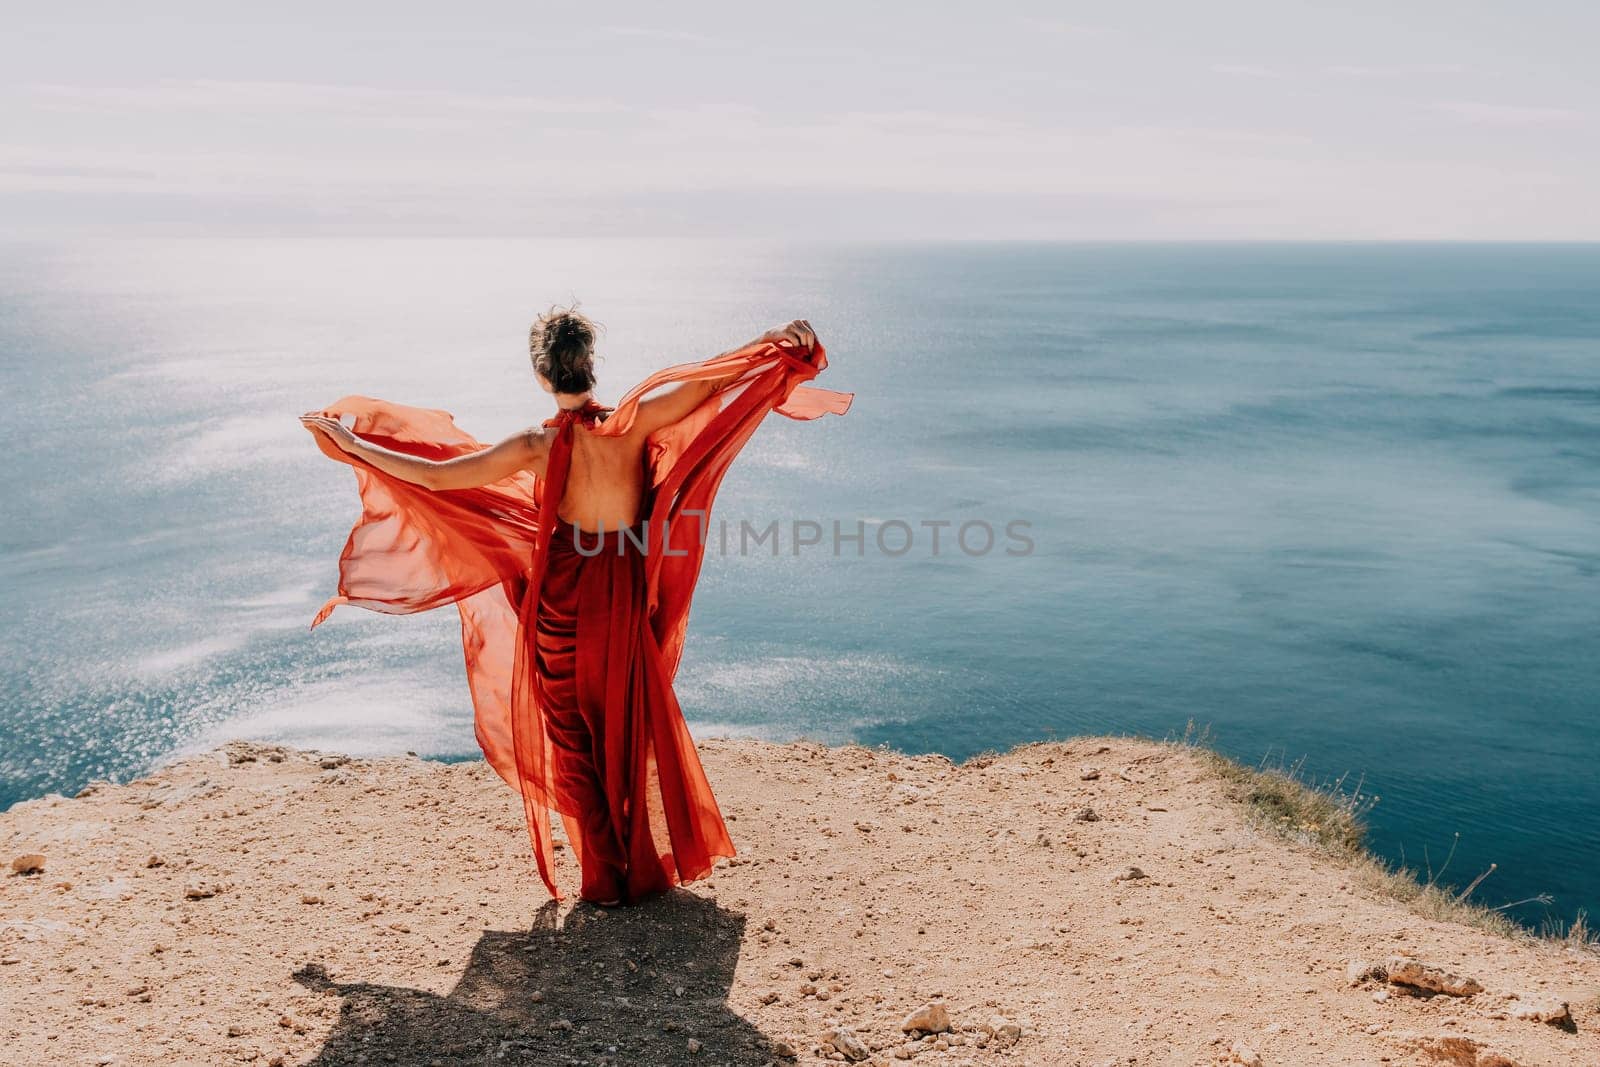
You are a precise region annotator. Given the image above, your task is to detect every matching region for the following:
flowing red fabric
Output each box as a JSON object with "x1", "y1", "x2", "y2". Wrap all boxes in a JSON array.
[{"x1": 306, "y1": 339, "x2": 850, "y2": 901}]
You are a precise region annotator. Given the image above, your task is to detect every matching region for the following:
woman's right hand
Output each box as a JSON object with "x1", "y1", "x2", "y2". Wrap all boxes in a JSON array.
[
  {"x1": 300, "y1": 412, "x2": 360, "y2": 453},
  {"x1": 760, "y1": 319, "x2": 818, "y2": 350}
]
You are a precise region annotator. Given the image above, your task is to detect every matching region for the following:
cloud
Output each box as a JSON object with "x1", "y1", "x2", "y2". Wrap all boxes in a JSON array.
[
  {"x1": 1015, "y1": 17, "x2": 1112, "y2": 37},
  {"x1": 1210, "y1": 64, "x2": 1280, "y2": 78},
  {"x1": 602, "y1": 25, "x2": 730, "y2": 46},
  {"x1": 1431, "y1": 100, "x2": 1584, "y2": 126},
  {"x1": 1327, "y1": 63, "x2": 1465, "y2": 78},
  {"x1": 25, "y1": 81, "x2": 628, "y2": 120}
]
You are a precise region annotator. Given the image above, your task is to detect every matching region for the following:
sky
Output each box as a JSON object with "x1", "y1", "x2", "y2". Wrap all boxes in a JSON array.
[{"x1": 3, "y1": 1, "x2": 1597, "y2": 239}]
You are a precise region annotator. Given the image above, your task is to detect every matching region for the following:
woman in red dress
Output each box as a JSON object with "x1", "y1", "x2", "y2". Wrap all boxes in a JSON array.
[{"x1": 299, "y1": 309, "x2": 850, "y2": 905}]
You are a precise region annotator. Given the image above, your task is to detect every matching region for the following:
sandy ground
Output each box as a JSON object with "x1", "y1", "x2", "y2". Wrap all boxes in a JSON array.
[{"x1": 2, "y1": 736, "x2": 1598, "y2": 1067}]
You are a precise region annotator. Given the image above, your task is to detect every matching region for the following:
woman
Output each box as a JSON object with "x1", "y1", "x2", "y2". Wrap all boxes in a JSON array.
[{"x1": 299, "y1": 309, "x2": 850, "y2": 905}]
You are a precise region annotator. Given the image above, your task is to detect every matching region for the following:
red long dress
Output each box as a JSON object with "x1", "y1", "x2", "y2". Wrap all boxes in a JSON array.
[{"x1": 305, "y1": 339, "x2": 850, "y2": 901}]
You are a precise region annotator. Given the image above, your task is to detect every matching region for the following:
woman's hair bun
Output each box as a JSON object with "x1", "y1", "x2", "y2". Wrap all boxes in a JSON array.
[{"x1": 530, "y1": 304, "x2": 599, "y2": 394}]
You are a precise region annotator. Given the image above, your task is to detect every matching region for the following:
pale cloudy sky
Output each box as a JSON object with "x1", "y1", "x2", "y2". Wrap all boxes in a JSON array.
[{"x1": 3, "y1": 1, "x2": 1596, "y2": 239}]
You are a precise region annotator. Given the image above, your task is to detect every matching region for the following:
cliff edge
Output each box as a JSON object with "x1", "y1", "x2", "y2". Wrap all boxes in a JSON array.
[{"x1": 2, "y1": 736, "x2": 1597, "y2": 1066}]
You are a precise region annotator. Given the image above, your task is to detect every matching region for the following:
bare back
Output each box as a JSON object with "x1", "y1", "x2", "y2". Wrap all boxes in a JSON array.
[
  {"x1": 558, "y1": 421, "x2": 648, "y2": 532},
  {"x1": 547, "y1": 372, "x2": 736, "y2": 532}
]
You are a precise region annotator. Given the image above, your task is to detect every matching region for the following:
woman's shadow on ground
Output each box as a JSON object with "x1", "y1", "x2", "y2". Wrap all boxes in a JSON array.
[{"x1": 293, "y1": 890, "x2": 782, "y2": 1065}]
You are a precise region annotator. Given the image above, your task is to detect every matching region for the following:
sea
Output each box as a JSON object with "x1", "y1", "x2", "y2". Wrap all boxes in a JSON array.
[{"x1": 2, "y1": 239, "x2": 1596, "y2": 929}]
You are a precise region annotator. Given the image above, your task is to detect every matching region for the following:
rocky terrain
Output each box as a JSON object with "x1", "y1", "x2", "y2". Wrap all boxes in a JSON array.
[{"x1": 2, "y1": 736, "x2": 1598, "y2": 1066}]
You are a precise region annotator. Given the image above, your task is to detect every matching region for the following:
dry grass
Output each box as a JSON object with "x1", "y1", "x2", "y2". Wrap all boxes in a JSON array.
[{"x1": 1168, "y1": 721, "x2": 1599, "y2": 948}]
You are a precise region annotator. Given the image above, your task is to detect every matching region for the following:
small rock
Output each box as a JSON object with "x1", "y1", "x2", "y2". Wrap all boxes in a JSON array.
[
  {"x1": 548, "y1": 1018, "x2": 573, "y2": 1032},
  {"x1": 300, "y1": 893, "x2": 323, "y2": 905},
  {"x1": 1345, "y1": 958, "x2": 1387, "y2": 986},
  {"x1": 1509, "y1": 994, "x2": 1570, "y2": 1025},
  {"x1": 771, "y1": 1039, "x2": 797, "y2": 1059},
  {"x1": 686, "y1": 1038, "x2": 703, "y2": 1054},
  {"x1": 318, "y1": 755, "x2": 350, "y2": 770},
  {"x1": 1080, "y1": 767, "x2": 1101, "y2": 781},
  {"x1": 11, "y1": 853, "x2": 45, "y2": 875},
  {"x1": 1072, "y1": 805, "x2": 1100, "y2": 822},
  {"x1": 901, "y1": 1001, "x2": 951, "y2": 1034},
  {"x1": 1474, "y1": 1051, "x2": 1523, "y2": 1067},
  {"x1": 823, "y1": 1026, "x2": 870, "y2": 1062},
  {"x1": 146, "y1": 855, "x2": 165, "y2": 869},
  {"x1": 986, "y1": 1017, "x2": 1021, "y2": 1048},
  {"x1": 1228, "y1": 1043, "x2": 1264, "y2": 1067},
  {"x1": 184, "y1": 883, "x2": 220, "y2": 900},
  {"x1": 1386, "y1": 956, "x2": 1483, "y2": 997},
  {"x1": 1113, "y1": 866, "x2": 1148, "y2": 882},
  {"x1": 1406, "y1": 1035, "x2": 1520, "y2": 1067}
]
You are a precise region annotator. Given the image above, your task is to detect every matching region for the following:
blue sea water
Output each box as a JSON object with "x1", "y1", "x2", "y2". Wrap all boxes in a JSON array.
[{"x1": 2, "y1": 239, "x2": 1597, "y2": 928}]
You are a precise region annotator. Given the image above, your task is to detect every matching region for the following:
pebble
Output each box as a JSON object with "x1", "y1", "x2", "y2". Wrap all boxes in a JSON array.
[
  {"x1": 10, "y1": 853, "x2": 45, "y2": 875},
  {"x1": 1073, "y1": 805, "x2": 1100, "y2": 822},
  {"x1": 986, "y1": 1017, "x2": 1022, "y2": 1048},
  {"x1": 823, "y1": 1026, "x2": 870, "y2": 1062},
  {"x1": 1080, "y1": 767, "x2": 1102, "y2": 781},
  {"x1": 1113, "y1": 866, "x2": 1148, "y2": 882},
  {"x1": 1509, "y1": 994, "x2": 1570, "y2": 1025},
  {"x1": 1228, "y1": 1043, "x2": 1264, "y2": 1067},
  {"x1": 901, "y1": 1001, "x2": 951, "y2": 1034},
  {"x1": 1344, "y1": 958, "x2": 1386, "y2": 986},
  {"x1": 1386, "y1": 956, "x2": 1483, "y2": 997}
]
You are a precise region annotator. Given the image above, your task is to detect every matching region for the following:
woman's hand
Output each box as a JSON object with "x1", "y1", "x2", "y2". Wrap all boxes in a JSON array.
[
  {"x1": 300, "y1": 412, "x2": 360, "y2": 453},
  {"x1": 760, "y1": 319, "x2": 818, "y2": 350}
]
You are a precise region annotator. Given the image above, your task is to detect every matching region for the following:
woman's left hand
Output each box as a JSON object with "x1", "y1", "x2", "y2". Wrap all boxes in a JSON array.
[{"x1": 300, "y1": 412, "x2": 359, "y2": 452}]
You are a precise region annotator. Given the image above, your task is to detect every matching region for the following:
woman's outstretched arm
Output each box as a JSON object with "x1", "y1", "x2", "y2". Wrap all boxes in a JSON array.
[
  {"x1": 300, "y1": 414, "x2": 550, "y2": 490},
  {"x1": 630, "y1": 319, "x2": 819, "y2": 438}
]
